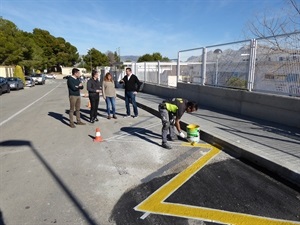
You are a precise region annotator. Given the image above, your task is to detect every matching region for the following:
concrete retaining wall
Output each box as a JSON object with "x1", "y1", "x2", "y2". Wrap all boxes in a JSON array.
[{"x1": 142, "y1": 83, "x2": 300, "y2": 128}]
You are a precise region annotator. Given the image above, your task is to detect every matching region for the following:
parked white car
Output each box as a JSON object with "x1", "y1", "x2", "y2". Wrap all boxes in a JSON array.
[
  {"x1": 25, "y1": 76, "x2": 35, "y2": 87},
  {"x1": 45, "y1": 74, "x2": 56, "y2": 79},
  {"x1": 31, "y1": 74, "x2": 46, "y2": 85}
]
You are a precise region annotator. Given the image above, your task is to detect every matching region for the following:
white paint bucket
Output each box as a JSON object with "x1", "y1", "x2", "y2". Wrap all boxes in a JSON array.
[{"x1": 186, "y1": 124, "x2": 200, "y2": 143}]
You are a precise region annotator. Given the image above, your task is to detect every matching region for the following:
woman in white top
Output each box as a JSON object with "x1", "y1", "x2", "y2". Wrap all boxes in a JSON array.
[{"x1": 102, "y1": 72, "x2": 117, "y2": 119}]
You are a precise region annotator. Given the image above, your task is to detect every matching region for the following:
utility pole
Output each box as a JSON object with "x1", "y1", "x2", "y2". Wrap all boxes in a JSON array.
[
  {"x1": 117, "y1": 47, "x2": 120, "y2": 63},
  {"x1": 87, "y1": 48, "x2": 92, "y2": 72}
]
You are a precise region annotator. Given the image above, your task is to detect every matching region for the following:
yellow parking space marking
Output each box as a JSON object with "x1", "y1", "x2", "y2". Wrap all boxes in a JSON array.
[
  {"x1": 136, "y1": 146, "x2": 220, "y2": 204},
  {"x1": 181, "y1": 142, "x2": 212, "y2": 149},
  {"x1": 135, "y1": 145, "x2": 300, "y2": 225}
]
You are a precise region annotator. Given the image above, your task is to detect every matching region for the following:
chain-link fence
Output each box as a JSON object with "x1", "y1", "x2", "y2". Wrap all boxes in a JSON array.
[
  {"x1": 117, "y1": 32, "x2": 300, "y2": 96},
  {"x1": 123, "y1": 62, "x2": 177, "y2": 87},
  {"x1": 177, "y1": 32, "x2": 300, "y2": 96},
  {"x1": 254, "y1": 33, "x2": 300, "y2": 95}
]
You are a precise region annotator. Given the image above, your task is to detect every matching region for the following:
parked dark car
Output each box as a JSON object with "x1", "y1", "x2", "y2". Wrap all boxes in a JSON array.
[
  {"x1": 7, "y1": 77, "x2": 24, "y2": 90},
  {"x1": 31, "y1": 74, "x2": 46, "y2": 85},
  {"x1": 25, "y1": 76, "x2": 35, "y2": 87},
  {"x1": 0, "y1": 77, "x2": 11, "y2": 95}
]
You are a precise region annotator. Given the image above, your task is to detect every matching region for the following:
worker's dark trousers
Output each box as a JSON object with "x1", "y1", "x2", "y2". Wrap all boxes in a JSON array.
[{"x1": 158, "y1": 104, "x2": 176, "y2": 144}]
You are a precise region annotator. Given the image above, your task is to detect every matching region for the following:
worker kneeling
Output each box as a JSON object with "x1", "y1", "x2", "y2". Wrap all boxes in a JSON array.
[{"x1": 158, "y1": 98, "x2": 198, "y2": 149}]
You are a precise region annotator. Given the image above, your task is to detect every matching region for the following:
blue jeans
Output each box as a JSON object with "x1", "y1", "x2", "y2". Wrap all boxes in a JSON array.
[
  {"x1": 105, "y1": 97, "x2": 116, "y2": 116},
  {"x1": 125, "y1": 91, "x2": 138, "y2": 116}
]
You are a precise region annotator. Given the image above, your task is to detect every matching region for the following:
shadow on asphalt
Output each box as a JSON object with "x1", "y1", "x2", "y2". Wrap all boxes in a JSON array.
[
  {"x1": 48, "y1": 112, "x2": 70, "y2": 126},
  {"x1": 0, "y1": 140, "x2": 100, "y2": 225},
  {"x1": 0, "y1": 210, "x2": 5, "y2": 225},
  {"x1": 120, "y1": 127, "x2": 161, "y2": 147},
  {"x1": 64, "y1": 109, "x2": 90, "y2": 122}
]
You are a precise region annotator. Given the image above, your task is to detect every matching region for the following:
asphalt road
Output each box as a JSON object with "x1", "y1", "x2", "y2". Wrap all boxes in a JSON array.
[{"x1": 0, "y1": 79, "x2": 299, "y2": 225}]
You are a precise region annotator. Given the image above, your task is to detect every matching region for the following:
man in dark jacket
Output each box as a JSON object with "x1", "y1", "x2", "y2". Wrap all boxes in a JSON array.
[
  {"x1": 67, "y1": 68, "x2": 86, "y2": 128},
  {"x1": 87, "y1": 70, "x2": 101, "y2": 123},
  {"x1": 158, "y1": 98, "x2": 198, "y2": 149},
  {"x1": 119, "y1": 67, "x2": 141, "y2": 118}
]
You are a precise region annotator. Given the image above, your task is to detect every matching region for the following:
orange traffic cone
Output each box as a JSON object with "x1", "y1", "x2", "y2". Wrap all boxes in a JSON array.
[
  {"x1": 93, "y1": 128, "x2": 103, "y2": 142},
  {"x1": 87, "y1": 100, "x2": 91, "y2": 108}
]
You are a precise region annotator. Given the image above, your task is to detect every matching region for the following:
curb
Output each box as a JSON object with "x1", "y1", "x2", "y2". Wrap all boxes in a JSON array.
[{"x1": 117, "y1": 94, "x2": 300, "y2": 191}]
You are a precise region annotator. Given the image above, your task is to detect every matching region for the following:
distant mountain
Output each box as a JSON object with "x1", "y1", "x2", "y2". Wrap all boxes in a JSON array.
[
  {"x1": 187, "y1": 56, "x2": 201, "y2": 62},
  {"x1": 121, "y1": 55, "x2": 140, "y2": 62}
]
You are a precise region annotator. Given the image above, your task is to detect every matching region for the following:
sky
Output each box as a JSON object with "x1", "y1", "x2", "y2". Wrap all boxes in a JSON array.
[{"x1": 0, "y1": 0, "x2": 289, "y2": 59}]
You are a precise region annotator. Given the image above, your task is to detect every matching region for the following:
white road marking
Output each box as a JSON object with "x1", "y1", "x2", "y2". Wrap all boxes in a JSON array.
[
  {"x1": 0, "y1": 83, "x2": 61, "y2": 127},
  {"x1": 140, "y1": 212, "x2": 150, "y2": 219},
  {"x1": 0, "y1": 148, "x2": 29, "y2": 155}
]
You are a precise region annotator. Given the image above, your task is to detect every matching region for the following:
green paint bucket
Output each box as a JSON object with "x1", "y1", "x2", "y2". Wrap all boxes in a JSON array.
[{"x1": 186, "y1": 124, "x2": 200, "y2": 143}]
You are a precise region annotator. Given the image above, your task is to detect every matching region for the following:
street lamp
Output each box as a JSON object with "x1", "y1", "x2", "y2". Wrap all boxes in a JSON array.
[{"x1": 213, "y1": 49, "x2": 222, "y2": 86}]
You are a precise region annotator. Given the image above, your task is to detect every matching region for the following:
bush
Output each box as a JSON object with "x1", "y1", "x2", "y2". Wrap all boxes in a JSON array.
[
  {"x1": 226, "y1": 77, "x2": 247, "y2": 88},
  {"x1": 14, "y1": 65, "x2": 25, "y2": 83}
]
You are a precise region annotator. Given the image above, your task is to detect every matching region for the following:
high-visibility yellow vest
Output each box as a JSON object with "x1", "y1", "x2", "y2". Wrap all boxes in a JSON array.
[
  {"x1": 165, "y1": 98, "x2": 184, "y2": 113},
  {"x1": 165, "y1": 102, "x2": 178, "y2": 113}
]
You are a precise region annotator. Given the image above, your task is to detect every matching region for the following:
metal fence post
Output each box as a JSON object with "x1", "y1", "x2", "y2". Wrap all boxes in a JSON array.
[
  {"x1": 247, "y1": 39, "x2": 257, "y2": 91},
  {"x1": 158, "y1": 61, "x2": 160, "y2": 85},
  {"x1": 177, "y1": 52, "x2": 180, "y2": 85},
  {"x1": 144, "y1": 62, "x2": 146, "y2": 82},
  {"x1": 134, "y1": 63, "x2": 138, "y2": 80},
  {"x1": 201, "y1": 47, "x2": 207, "y2": 86}
]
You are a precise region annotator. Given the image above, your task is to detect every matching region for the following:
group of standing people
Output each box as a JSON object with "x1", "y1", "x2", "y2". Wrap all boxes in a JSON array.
[
  {"x1": 86, "y1": 70, "x2": 119, "y2": 122},
  {"x1": 67, "y1": 67, "x2": 141, "y2": 126},
  {"x1": 86, "y1": 70, "x2": 117, "y2": 122},
  {"x1": 67, "y1": 67, "x2": 198, "y2": 149}
]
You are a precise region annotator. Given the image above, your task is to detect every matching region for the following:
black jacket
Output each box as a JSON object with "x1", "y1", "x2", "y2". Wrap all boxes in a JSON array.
[
  {"x1": 87, "y1": 78, "x2": 101, "y2": 97},
  {"x1": 121, "y1": 74, "x2": 141, "y2": 92}
]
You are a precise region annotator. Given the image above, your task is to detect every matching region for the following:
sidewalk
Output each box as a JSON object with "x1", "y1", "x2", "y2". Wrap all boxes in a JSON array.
[{"x1": 116, "y1": 89, "x2": 300, "y2": 190}]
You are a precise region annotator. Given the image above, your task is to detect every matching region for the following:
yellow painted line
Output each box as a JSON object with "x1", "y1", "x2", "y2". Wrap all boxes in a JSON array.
[
  {"x1": 181, "y1": 142, "x2": 212, "y2": 149},
  {"x1": 139, "y1": 202, "x2": 300, "y2": 225},
  {"x1": 135, "y1": 145, "x2": 300, "y2": 225},
  {"x1": 135, "y1": 146, "x2": 219, "y2": 211}
]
